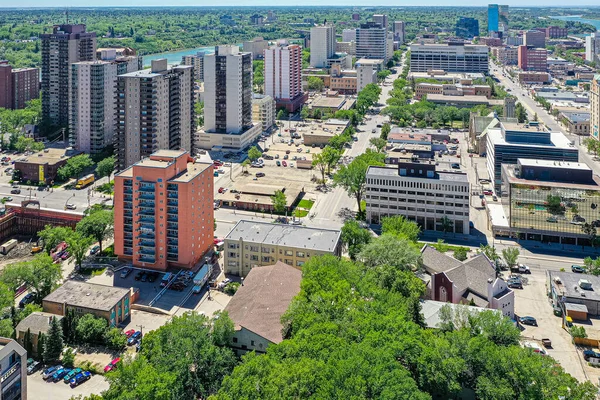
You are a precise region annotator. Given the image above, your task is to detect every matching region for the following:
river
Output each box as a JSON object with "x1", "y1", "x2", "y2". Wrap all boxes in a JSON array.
[
  {"x1": 550, "y1": 15, "x2": 600, "y2": 31},
  {"x1": 142, "y1": 46, "x2": 216, "y2": 67}
]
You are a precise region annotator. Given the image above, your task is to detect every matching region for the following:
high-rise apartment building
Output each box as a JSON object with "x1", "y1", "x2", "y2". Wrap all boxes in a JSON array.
[
  {"x1": 182, "y1": 53, "x2": 205, "y2": 81},
  {"x1": 523, "y1": 30, "x2": 546, "y2": 49},
  {"x1": 342, "y1": 29, "x2": 357, "y2": 43},
  {"x1": 0, "y1": 338, "x2": 27, "y2": 400},
  {"x1": 310, "y1": 26, "x2": 336, "y2": 68},
  {"x1": 114, "y1": 150, "x2": 214, "y2": 271},
  {"x1": 517, "y1": 46, "x2": 547, "y2": 72},
  {"x1": 115, "y1": 59, "x2": 194, "y2": 170},
  {"x1": 488, "y1": 4, "x2": 509, "y2": 35},
  {"x1": 372, "y1": 14, "x2": 389, "y2": 31},
  {"x1": 41, "y1": 24, "x2": 96, "y2": 127},
  {"x1": 410, "y1": 43, "x2": 489, "y2": 73},
  {"x1": 455, "y1": 17, "x2": 480, "y2": 39},
  {"x1": 197, "y1": 45, "x2": 261, "y2": 150},
  {"x1": 586, "y1": 32, "x2": 600, "y2": 63},
  {"x1": 393, "y1": 21, "x2": 406, "y2": 44},
  {"x1": 71, "y1": 54, "x2": 141, "y2": 155},
  {"x1": 264, "y1": 42, "x2": 307, "y2": 113},
  {"x1": 591, "y1": 75, "x2": 599, "y2": 140},
  {"x1": 0, "y1": 61, "x2": 39, "y2": 110},
  {"x1": 356, "y1": 22, "x2": 389, "y2": 61}
]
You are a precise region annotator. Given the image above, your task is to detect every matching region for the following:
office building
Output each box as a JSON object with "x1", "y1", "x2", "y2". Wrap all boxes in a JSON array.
[
  {"x1": 372, "y1": 14, "x2": 389, "y2": 30},
  {"x1": 41, "y1": 24, "x2": 97, "y2": 127},
  {"x1": 198, "y1": 45, "x2": 261, "y2": 150},
  {"x1": 242, "y1": 37, "x2": 269, "y2": 60},
  {"x1": 264, "y1": 42, "x2": 307, "y2": 113},
  {"x1": 356, "y1": 58, "x2": 384, "y2": 92},
  {"x1": 0, "y1": 61, "x2": 39, "y2": 110},
  {"x1": 330, "y1": 64, "x2": 357, "y2": 94},
  {"x1": 410, "y1": 43, "x2": 489, "y2": 73},
  {"x1": 336, "y1": 41, "x2": 356, "y2": 56},
  {"x1": 523, "y1": 30, "x2": 546, "y2": 49},
  {"x1": 225, "y1": 262, "x2": 301, "y2": 355},
  {"x1": 586, "y1": 32, "x2": 600, "y2": 63},
  {"x1": 14, "y1": 147, "x2": 76, "y2": 184},
  {"x1": 455, "y1": 17, "x2": 480, "y2": 39},
  {"x1": 310, "y1": 26, "x2": 336, "y2": 68},
  {"x1": 365, "y1": 162, "x2": 470, "y2": 233},
  {"x1": 415, "y1": 82, "x2": 492, "y2": 100},
  {"x1": 540, "y1": 26, "x2": 568, "y2": 39},
  {"x1": 0, "y1": 338, "x2": 27, "y2": 400},
  {"x1": 250, "y1": 14, "x2": 264, "y2": 25},
  {"x1": 501, "y1": 159, "x2": 600, "y2": 245},
  {"x1": 485, "y1": 121, "x2": 579, "y2": 192},
  {"x1": 481, "y1": 37, "x2": 503, "y2": 47},
  {"x1": 491, "y1": 46, "x2": 518, "y2": 66},
  {"x1": 43, "y1": 280, "x2": 131, "y2": 326},
  {"x1": 559, "y1": 112, "x2": 590, "y2": 135},
  {"x1": 114, "y1": 150, "x2": 214, "y2": 270},
  {"x1": 356, "y1": 22, "x2": 389, "y2": 61},
  {"x1": 115, "y1": 59, "x2": 194, "y2": 170},
  {"x1": 182, "y1": 53, "x2": 205, "y2": 81},
  {"x1": 518, "y1": 71, "x2": 551, "y2": 84},
  {"x1": 488, "y1": 4, "x2": 509, "y2": 35},
  {"x1": 517, "y1": 46, "x2": 547, "y2": 72},
  {"x1": 394, "y1": 21, "x2": 406, "y2": 44},
  {"x1": 591, "y1": 75, "x2": 599, "y2": 140},
  {"x1": 252, "y1": 94, "x2": 276, "y2": 132},
  {"x1": 342, "y1": 29, "x2": 357, "y2": 42},
  {"x1": 224, "y1": 220, "x2": 342, "y2": 277}
]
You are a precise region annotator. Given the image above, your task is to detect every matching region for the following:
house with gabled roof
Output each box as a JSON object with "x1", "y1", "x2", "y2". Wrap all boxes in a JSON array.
[{"x1": 420, "y1": 245, "x2": 514, "y2": 318}]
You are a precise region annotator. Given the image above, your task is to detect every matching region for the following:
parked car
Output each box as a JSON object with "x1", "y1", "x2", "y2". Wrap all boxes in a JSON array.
[
  {"x1": 256, "y1": 172, "x2": 265, "y2": 177},
  {"x1": 70, "y1": 371, "x2": 92, "y2": 388},
  {"x1": 104, "y1": 358, "x2": 121, "y2": 373},
  {"x1": 42, "y1": 365, "x2": 61, "y2": 380},
  {"x1": 218, "y1": 187, "x2": 225, "y2": 193},
  {"x1": 52, "y1": 367, "x2": 72, "y2": 382},
  {"x1": 147, "y1": 272, "x2": 159, "y2": 282},
  {"x1": 282, "y1": 161, "x2": 287, "y2": 167},
  {"x1": 515, "y1": 263, "x2": 530, "y2": 274},
  {"x1": 10, "y1": 189, "x2": 20, "y2": 194},
  {"x1": 519, "y1": 316, "x2": 537, "y2": 326},
  {"x1": 89, "y1": 245, "x2": 100, "y2": 255},
  {"x1": 124, "y1": 329, "x2": 135, "y2": 337},
  {"x1": 451, "y1": 163, "x2": 460, "y2": 169},
  {"x1": 27, "y1": 361, "x2": 41, "y2": 375},
  {"x1": 583, "y1": 350, "x2": 600, "y2": 361},
  {"x1": 507, "y1": 279, "x2": 523, "y2": 289},
  {"x1": 63, "y1": 368, "x2": 82, "y2": 383},
  {"x1": 120, "y1": 268, "x2": 132, "y2": 279},
  {"x1": 127, "y1": 331, "x2": 142, "y2": 346},
  {"x1": 134, "y1": 270, "x2": 144, "y2": 281},
  {"x1": 65, "y1": 203, "x2": 76, "y2": 210},
  {"x1": 572, "y1": 265, "x2": 586, "y2": 273},
  {"x1": 482, "y1": 190, "x2": 493, "y2": 196},
  {"x1": 18, "y1": 293, "x2": 35, "y2": 308},
  {"x1": 276, "y1": 160, "x2": 281, "y2": 166}
]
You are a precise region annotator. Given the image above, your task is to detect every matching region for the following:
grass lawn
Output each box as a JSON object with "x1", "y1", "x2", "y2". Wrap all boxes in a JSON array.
[
  {"x1": 294, "y1": 209, "x2": 309, "y2": 218},
  {"x1": 80, "y1": 267, "x2": 107, "y2": 277},
  {"x1": 297, "y1": 199, "x2": 315, "y2": 210}
]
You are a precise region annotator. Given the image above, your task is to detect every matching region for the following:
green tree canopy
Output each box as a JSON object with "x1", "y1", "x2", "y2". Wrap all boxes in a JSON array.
[
  {"x1": 247, "y1": 146, "x2": 262, "y2": 162},
  {"x1": 271, "y1": 190, "x2": 287, "y2": 214},
  {"x1": 57, "y1": 154, "x2": 94, "y2": 181},
  {"x1": 76, "y1": 209, "x2": 114, "y2": 253},
  {"x1": 381, "y1": 215, "x2": 421, "y2": 243},
  {"x1": 96, "y1": 155, "x2": 115, "y2": 180},
  {"x1": 341, "y1": 219, "x2": 372, "y2": 260}
]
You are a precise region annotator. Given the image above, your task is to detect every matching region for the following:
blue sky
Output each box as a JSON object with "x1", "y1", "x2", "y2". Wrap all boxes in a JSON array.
[{"x1": 5, "y1": 1, "x2": 600, "y2": 7}]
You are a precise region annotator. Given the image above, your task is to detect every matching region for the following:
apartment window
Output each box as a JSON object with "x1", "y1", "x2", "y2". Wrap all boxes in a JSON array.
[
  {"x1": 250, "y1": 255, "x2": 259, "y2": 261},
  {"x1": 228, "y1": 261, "x2": 237, "y2": 267},
  {"x1": 251, "y1": 340, "x2": 255, "y2": 346},
  {"x1": 296, "y1": 251, "x2": 305, "y2": 257},
  {"x1": 297, "y1": 261, "x2": 305, "y2": 267},
  {"x1": 261, "y1": 247, "x2": 271, "y2": 253},
  {"x1": 249, "y1": 246, "x2": 259, "y2": 252},
  {"x1": 262, "y1": 256, "x2": 271, "y2": 262},
  {"x1": 228, "y1": 252, "x2": 237, "y2": 258},
  {"x1": 232, "y1": 337, "x2": 238, "y2": 343},
  {"x1": 284, "y1": 250, "x2": 293, "y2": 256},
  {"x1": 285, "y1": 259, "x2": 293, "y2": 265}
]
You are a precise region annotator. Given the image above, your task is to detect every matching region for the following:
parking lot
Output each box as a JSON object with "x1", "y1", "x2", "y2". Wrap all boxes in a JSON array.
[{"x1": 28, "y1": 369, "x2": 109, "y2": 400}]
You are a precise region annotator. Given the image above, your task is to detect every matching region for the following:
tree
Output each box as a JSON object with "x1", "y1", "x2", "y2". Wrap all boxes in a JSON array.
[
  {"x1": 96, "y1": 156, "x2": 115, "y2": 181},
  {"x1": 582, "y1": 223, "x2": 597, "y2": 247},
  {"x1": 76, "y1": 314, "x2": 108, "y2": 345},
  {"x1": 440, "y1": 216, "x2": 453, "y2": 234},
  {"x1": 211, "y1": 311, "x2": 235, "y2": 347},
  {"x1": 56, "y1": 154, "x2": 94, "y2": 181},
  {"x1": 62, "y1": 309, "x2": 79, "y2": 344},
  {"x1": 277, "y1": 109, "x2": 288, "y2": 120},
  {"x1": 358, "y1": 234, "x2": 421, "y2": 271},
  {"x1": 44, "y1": 316, "x2": 63, "y2": 364},
  {"x1": 501, "y1": 247, "x2": 520, "y2": 269},
  {"x1": 333, "y1": 150, "x2": 385, "y2": 215},
  {"x1": 1, "y1": 254, "x2": 62, "y2": 302},
  {"x1": 62, "y1": 347, "x2": 75, "y2": 368},
  {"x1": 515, "y1": 102, "x2": 527, "y2": 123},
  {"x1": 311, "y1": 152, "x2": 327, "y2": 183},
  {"x1": 247, "y1": 146, "x2": 262, "y2": 162},
  {"x1": 369, "y1": 137, "x2": 387, "y2": 153},
  {"x1": 546, "y1": 194, "x2": 565, "y2": 215},
  {"x1": 23, "y1": 328, "x2": 33, "y2": 356},
  {"x1": 381, "y1": 215, "x2": 420, "y2": 243},
  {"x1": 570, "y1": 325, "x2": 587, "y2": 339},
  {"x1": 341, "y1": 219, "x2": 372, "y2": 260},
  {"x1": 76, "y1": 209, "x2": 114, "y2": 253},
  {"x1": 453, "y1": 247, "x2": 468, "y2": 261},
  {"x1": 66, "y1": 231, "x2": 93, "y2": 269},
  {"x1": 300, "y1": 106, "x2": 309, "y2": 121},
  {"x1": 271, "y1": 190, "x2": 287, "y2": 214},
  {"x1": 479, "y1": 244, "x2": 500, "y2": 263},
  {"x1": 584, "y1": 257, "x2": 600, "y2": 276},
  {"x1": 241, "y1": 159, "x2": 251, "y2": 174},
  {"x1": 307, "y1": 76, "x2": 324, "y2": 92},
  {"x1": 380, "y1": 123, "x2": 391, "y2": 140},
  {"x1": 321, "y1": 146, "x2": 341, "y2": 175},
  {"x1": 105, "y1": 327, "x2": 127, "y2": 350},
  {"x1": 37, "y1": 333, "x2": 45, "y2": 363},
  {"x1": 37, "y1": 225, "x2": 72, "y2": 254}
]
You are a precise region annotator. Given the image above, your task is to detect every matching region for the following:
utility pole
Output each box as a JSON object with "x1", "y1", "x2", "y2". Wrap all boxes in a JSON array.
[{"x1": 137, "y1": 324, "x2": 145, "y2": 351}]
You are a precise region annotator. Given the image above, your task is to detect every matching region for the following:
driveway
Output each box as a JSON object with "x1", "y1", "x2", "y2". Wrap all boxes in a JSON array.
[{"x1": 28, "y1": 369, "x2": 109, "y2": 399}]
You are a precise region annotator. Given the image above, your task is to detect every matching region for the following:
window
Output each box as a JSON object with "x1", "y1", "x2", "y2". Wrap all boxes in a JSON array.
[
  {"x1": 232, "y1": 337, "x2": 238, "y2": 343},
  {"x1": 249, "y1": 246, "x2": 259, "y2": 252},
  {"x1": 297, "y1": 261, "x2": 305, "y2": 267},
  {"x1": 251, "y1": 340, "x2": 255, "y2": 346},
  {"x1": 261, "y1": 247, "x2": 271, "y2": 253},
  {"x1": 284, "y1": 250, "x2": 293, "y2": 256},
  {"x1": 250, "y1": 255, "x2": 258, "y2": 261},
  {"x1": 296, "y1": 251, "x2": 305, "y2": 257}
]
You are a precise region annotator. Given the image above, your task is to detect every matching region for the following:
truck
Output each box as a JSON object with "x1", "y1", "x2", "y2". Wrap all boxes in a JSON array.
[
  {"x1": 0, "y1": 239, "x2": 17, "y2": 255},
  {"x1": 192, "y1": 263, "x2": 213, "y2": 294},
  {"x1": 75, "y1": 174, "x2": 95, "y2": 190}
]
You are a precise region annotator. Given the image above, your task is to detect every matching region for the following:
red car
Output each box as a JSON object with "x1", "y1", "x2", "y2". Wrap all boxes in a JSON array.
[
  {"x1": 282, "y1": 161, "x2": 287, "y2": 167},
  {"x1": 483, "y1": 190, "x2": 493, "y2": 196},
  {"x1": 213, "y1": 160, "x2": 222, "y2": 166},
  {"x1": 218, "y1": 187, "x2": 225, "y2": 193},
  {"x1": 124, "y1": 329, "x2": 135, "y2": 338},
  {"x1": 213, "y1": 238, "x2": 224, "y2": 246},
  {"x1": 104, "y1": 358, "x2": 121, "y2": 373}
]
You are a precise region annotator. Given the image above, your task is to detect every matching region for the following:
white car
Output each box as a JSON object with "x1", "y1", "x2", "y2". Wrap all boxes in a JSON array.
[
  {"x1": 66, "y1": 203, "x2": 77, "y2": 210},
  {"x1": 516, "y1": 263, "x2": 530, "y2": 274}
]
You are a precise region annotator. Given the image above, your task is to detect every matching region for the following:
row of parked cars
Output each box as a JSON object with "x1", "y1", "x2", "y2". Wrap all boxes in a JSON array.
[{"x1": 41, "y1": 364, "x2": 92, "y2": 388}]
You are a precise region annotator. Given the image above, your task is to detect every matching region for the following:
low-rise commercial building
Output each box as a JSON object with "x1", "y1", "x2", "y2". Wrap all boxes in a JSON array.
[
  {"x1": 14, "y1": 147, "x2": 77, "y2": 185},
  {"x1": 0, "y1": 338, "x2": 27, "y2": 400},
  {"x1": 415, "y1": 82, "x2": 492, "y2": 99},
  {"x1": 114, "y1": 150, "x2": 214, "y2": 270},
  {"x1": 486, "y1": 121, "x2": 579, "y2": 192},
  {"x1": 560, "y1": 112, "x2": 590, "y2": 135},
  {"x1": 43, "y1": 281, "x2": 132, "y2": 327},
  {"x1": 225, "y1": 261, "x2": 301, "y2": 355},
  {"x1": 301, "y1": 118, "x2": 350, "y2": 146},
  {"x1": 217, "y1": 179, "x2": 305, "y2": 213},
  {"x1": 224, "y1": 220, "x2": 342, "y2": 276},
  {"x1": 15, "y1": 312, "x2": 63, "y2": 358},
  {"x1": 500, "y1": 158, "x2": 600, "y2": 245},
  {"x1": 365, "y1": 161, "x2": 470, "y2": 234},
  {"x1": 310, "y1": 94, "x2": 354, "y2": 113},
  {"x1": 426, "y1": 94, "x2": 503, "y2": 107},
  {"x1": 518, "y1": 71, "x2": 551, "y2": 84},
  {"x1": 330, "y1": 64, "x2": 357, "y2": 94},
  {"x1": 548, "y1": 271, "x2": 600, "y2": 317}
]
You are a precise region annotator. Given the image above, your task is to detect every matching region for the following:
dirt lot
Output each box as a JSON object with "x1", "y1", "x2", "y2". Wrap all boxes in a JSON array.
[{"x1": 514, "y1": 268, "x2": 597, "y2": 382}]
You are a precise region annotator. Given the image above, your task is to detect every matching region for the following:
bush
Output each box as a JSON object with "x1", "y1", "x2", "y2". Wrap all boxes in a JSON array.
[
  {"x1": 453, "y1": 247, "x2": 468, "y2": 261},
  {"x1": 75, "y1": 360, "x2": 103, "y2": 375},
  {"x1": 76, "y1": 314, "x2": 108, "y2": 345},
  {"x1": 224, "y1": 282, "x2": 240, "y2": 296},
  {"x1": 105, "y1": 327, "x2": 127, "y2": 350},
  {"x1": 62, "y1": 348, "x2": 75, "y2": 368}
]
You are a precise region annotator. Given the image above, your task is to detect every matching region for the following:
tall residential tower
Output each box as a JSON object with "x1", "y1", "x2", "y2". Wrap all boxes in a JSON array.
[
  {"x1": 310, "y1": 26, "x2": 336, "y2": 68},
  {"x1": 264, "y1": 42, "x2": 307, "y2": 113}
]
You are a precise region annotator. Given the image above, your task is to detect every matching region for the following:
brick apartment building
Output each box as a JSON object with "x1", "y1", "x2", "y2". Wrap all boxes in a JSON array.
[
  {"x1": 518, "y1": 46, "x2": 548, "y2": 72},
  {"x1": 0, "y1": 61, "x2": 39, "y2": 110}
]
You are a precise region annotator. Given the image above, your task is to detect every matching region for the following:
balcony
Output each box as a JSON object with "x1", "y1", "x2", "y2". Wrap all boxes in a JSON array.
[
  {"x1": 138, "y1": 256, "x2": 155, "y2": 263},
  {"x1": 167, "y1": 215, "x2": 178, "y2": 222},
  {"x1": 138, "y1": 193, "x2": 155, "y2": 200},
  {"x1": 124, "y1": 248, "x2": 133, "y2": 256},
  {"x1": 139, "y1": 247, "x2": 155, "y2": 256},
  {"x1": 167, "y1": 231, "x2": 178, "y2": 239},
  {"x1": 167, "y1": 192, "x2": 178, "y2": 199},
  {"x1": 167, "y1": 239, "x2": 178, "y2": 246},
  {"x1": 138, "y1": 210, "x2": 154, "y2": 216},
  {"x1": 167, "y1": 207, "x2": 178, "y2": 215},
  {"x1": 138, "y1": 185, "x2": 155, "y2": 192},
  {"x1": 139, "y1": 240, "x2": 156, "y2": 248},
  {"x1": 139, "y1": 233, "x2": 155, "y2": 240}
]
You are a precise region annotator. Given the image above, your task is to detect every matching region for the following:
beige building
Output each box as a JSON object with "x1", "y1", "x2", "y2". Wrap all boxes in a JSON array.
[
  {"x1": 330, "y1": 64, "x2": 357, "y2": 94},
  {"x1": 491, "y1": 46, "x2": 519, "y2": 66},
  {"x1": 415, "y1": 83, "x2": 492, "y2": 100},
  {"x1": 356, "y1": 58, "x2": 384, "y2": 92},
  {"x1": 336, "y1": 41, "x2": 356, "y2": 56},
  {"x1": 225, "y1": 262, "x2": 301, "y2": 355},
  {"x1": 252, "y1": 94, "x2": 276, "y2": 132},
  {"x1": 224, "y1": 220, "x2": 342, "y2": 276},
  {"x1": 592, "y1": 75, "x2": 600, "y2": 141},
  {"x1": 560, "y1": 112, "x2": 590, "y2": 135},
  {"x1": 43, "y1": 281, "x2": 132, "y2": 327},
  {"x1": 518, "y1": 71, "x2": 551, "y2": 84},
  {"x1": 15, "y1": 312, "x2": 63, "y2": 358},
  {"x1": 301, "y1": 118, "x2": 350, "y2": 146},
  {"x1": 242, "y1": 37, "x2": 269, "y2": 60}
]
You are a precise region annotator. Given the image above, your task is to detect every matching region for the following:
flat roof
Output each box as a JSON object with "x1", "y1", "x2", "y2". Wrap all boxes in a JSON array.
[
  {"x1": 15, "y1": 148, "x2": 73, "y2": 166},
  {"x1": 367, "y1": 165, "x2": 469, "y2": 182},
  {"x1": 356, "y1": 58, "x2": 384, "y2": 65},
  {"x1": 153, "y1": 149, "x2": 188, "y2": 158},
  {"x1": 170, "y1": 162, "x2": 212, "y2": 183},
  {"x1": 225, "y1": 220, "x2": 341, "y2": 253},
  {"x1": 487, "y1": 203, "x2": 510, "y2": 229},
  {"x1": 550, "y1": 271, "x2": 600, "y2": 303},
  {"x1": 487, "y1": 127, "x2": 575, "y2": 149},
  {"x1": 388, "y1": 133, "x2": 432, "y2": 142},
  {"x1": 518, "y1": 158, "x2": 591, "y2": 171},
  {"x1": 562, "y1": 112, "x2": 590, "y2": 123},
  {"x1": 502, "y1": 163, "x2": 600, "y2": 190},
  {"x1": 43, "y1": 281, "x2": 130, "y2": 312},
  {"x1": 311, "y1": 95, "x2": 346, "y2": 109},
  {"x1": 426, "y1": 94, "x2": 503, "y2": 105}
]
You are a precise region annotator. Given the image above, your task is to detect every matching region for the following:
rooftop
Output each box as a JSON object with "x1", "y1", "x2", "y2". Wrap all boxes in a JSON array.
[
  {"x1": 426, "y1": 94, "x2": 503, "y2": 106},
  {"x1": 170, "y1": 162, "x2": 212, "y2": 183},
  {"x1": 518, "y1": 158, "x2": 591, "y2": 171},
  {"x1": 225, "y1": 262, "x2": 301, "y2": 344},
  {"x1": 14, "y1": 148, "x2": 75, "y2": 166},
  {"x1": 225, "y1": 220, "x2": 341, "y2": 253},
  {"x1": 367, "y1": 165, "x2": 469, "y2": 183},
  {"x1": 388, "y1": 133, "x2": 432, "y2": 142},
  {"x1": 15, "y1": 312, "x2": 63, "y2": 335},
  {"x1": 311, "y1": 95, "x2": 347, "y2": 110},
  {"x1": 420, "y1": 300, "x2": 502, "y2": 329},
  {"x1": 356, "y1": 58, "x2": 384, "y2": 65},
  {"x1": 487, "y1": 126, "x2": 574, "y2": 149},
  {"x1": 43, "y1": 281, "x2": 130, "y2": 312},
  {"x1": 549, "y1": 271, "x2": 600, "y2": 303},
  {"x1": 562, "y1": 112, "x2": 590, "y2": 123}
]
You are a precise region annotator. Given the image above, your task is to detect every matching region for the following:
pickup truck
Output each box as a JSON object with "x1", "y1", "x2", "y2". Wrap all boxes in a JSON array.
[{"x1": 511, "y1": 264, "x2": 530, "y2": 274}]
